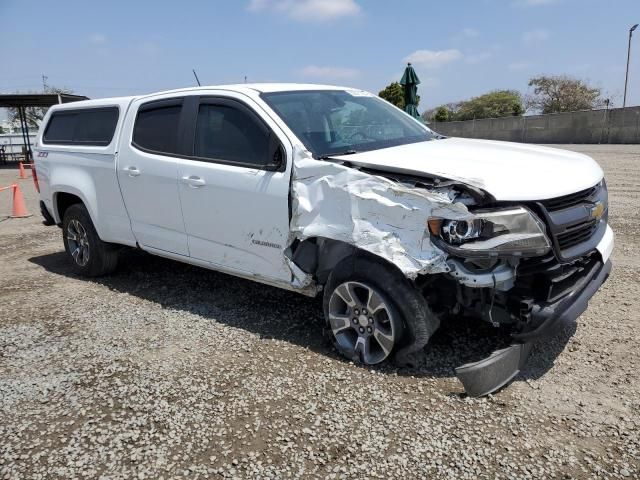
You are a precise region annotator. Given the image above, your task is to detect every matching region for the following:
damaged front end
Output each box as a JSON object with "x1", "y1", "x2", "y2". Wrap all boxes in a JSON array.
[{"x1": 287, "y1": 146, "x2": 611, "y2": 397}]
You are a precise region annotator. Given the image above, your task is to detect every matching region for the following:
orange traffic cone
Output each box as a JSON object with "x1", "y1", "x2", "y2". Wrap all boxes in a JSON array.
[
  {"x1": 18, "y1": 162, "x2": 28, "y2": 179},
  {"x1": 10, "y1": 184, "x2": 31, "y2": 218}
]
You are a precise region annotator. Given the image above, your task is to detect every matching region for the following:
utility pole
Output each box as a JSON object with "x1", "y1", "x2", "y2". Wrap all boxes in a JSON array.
[
  {"x1": 623, "y1": 24, "x2": 638, "y2": 108},
  {"x1": 42, "y1": 74, "x2": 48, "y2": 93}
]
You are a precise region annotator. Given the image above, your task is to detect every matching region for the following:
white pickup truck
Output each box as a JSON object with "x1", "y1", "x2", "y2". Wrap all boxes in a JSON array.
[{"x1": 34, "y1": 84, "x2": 613, "y2": 396}]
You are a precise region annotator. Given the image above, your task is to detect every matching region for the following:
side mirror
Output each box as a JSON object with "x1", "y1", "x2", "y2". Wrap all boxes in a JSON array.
[{"x1": 265, "y1": 133, "x2": 285, "y2": 171}]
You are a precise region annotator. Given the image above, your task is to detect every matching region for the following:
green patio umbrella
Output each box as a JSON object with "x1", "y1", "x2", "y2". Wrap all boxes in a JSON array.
[{"x1": 400, "y1": 63, "x2": 421, "y2": 119}]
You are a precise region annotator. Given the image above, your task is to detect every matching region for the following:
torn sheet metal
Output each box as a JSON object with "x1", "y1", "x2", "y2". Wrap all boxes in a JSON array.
[{"x1": 288, "y1": 146, "x2": 471, "y2": 280}]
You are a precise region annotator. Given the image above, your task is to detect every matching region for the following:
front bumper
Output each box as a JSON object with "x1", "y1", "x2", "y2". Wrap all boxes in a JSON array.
[
  {"x1": 514, "y1": 224, "x2": 613, "y2": 342},
  {"x1": 455, "y1": 225, "x2": 613, "y2": 397},
  {"x1": 513, "y1": 257, "x2": 611, "y2": 342}
]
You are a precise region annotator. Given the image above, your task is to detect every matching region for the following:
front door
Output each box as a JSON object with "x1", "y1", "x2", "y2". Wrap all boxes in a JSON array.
[
  {"x1": 117, "y1": 98, "x2": 189, "y2": 256},
  {"x1": 176, "y1": 96, "x2": 292, "y2": 281}
]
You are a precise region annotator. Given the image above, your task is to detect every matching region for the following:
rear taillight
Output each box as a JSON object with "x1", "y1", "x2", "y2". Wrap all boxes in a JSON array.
[{"x1": 32, "y1": 164, "x2": 40, "y2": 193}]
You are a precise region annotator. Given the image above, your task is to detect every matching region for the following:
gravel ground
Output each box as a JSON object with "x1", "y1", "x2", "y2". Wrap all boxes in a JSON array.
[{"x1": 0, "y1": 145, "x2": 639, "y2": 479}]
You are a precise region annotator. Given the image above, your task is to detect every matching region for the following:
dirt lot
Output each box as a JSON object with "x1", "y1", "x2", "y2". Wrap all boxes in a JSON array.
[{"x1": 1, "y1": 145, "x2": 639, "y2": 479}]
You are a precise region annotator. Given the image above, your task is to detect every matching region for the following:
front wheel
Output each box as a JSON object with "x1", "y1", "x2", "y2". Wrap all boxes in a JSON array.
[
  {"x1": 323, "y1": 254, "x2": 440, "y2": 367},
  {"x1": 326, "y1": 279, "x2": 403, "y2": 364},
  {"x1": 62, "y1": 204, "x2": 118, "y2": 277}
]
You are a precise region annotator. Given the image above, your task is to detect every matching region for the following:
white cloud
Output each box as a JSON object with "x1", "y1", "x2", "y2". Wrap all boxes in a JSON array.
[
  {"x1": 403, "y1": 49, "x2": 462, "y2": 69},
  {"x1": 299, "y1": 65, "x2": 360, "y2": 80},
  {"x1": 248, "y1": 0, "x2": 361, "y2": 22},
  {"x1": 523, "y1": 28, "x2": 550, "y2": 45},
  {"x1": 89, "y1": 33, "x2": 107, "y2": 45},
  {"x1": 513, "y1": 0, "x2": 559, "y2": 6}
]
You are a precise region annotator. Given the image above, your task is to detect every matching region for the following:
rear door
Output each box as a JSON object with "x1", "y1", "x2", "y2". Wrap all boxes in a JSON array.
[
  {"x1": 117, "y1": 97, "x2": 189, "y2": 256},
  {"x1": 175, "y1": 94, "x2": 292, "y2": 281}
]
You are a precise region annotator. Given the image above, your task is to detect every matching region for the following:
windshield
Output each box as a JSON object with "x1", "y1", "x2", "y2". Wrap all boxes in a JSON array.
[{"x1": 261, "y1": 90, "x2": 436, "y2": 158}]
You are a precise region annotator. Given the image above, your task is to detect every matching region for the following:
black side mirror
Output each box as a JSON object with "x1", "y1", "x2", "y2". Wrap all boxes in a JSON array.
[{"x1": 265, "y1": 133, "x2": 285, "y2": 171}]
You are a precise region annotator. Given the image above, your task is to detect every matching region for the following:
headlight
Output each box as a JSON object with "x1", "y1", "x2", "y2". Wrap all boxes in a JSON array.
[{"x1": 429, "y1": 207, "x2": 551, "y2": 257}]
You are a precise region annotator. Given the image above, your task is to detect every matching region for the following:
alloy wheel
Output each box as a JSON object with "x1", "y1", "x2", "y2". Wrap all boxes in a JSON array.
[
  {"x1": 66, "y1": 219, "x2": 90, "y2": 267},
  {"x1": 328, "y1": 281, "x2": 399, "y2": 364}
]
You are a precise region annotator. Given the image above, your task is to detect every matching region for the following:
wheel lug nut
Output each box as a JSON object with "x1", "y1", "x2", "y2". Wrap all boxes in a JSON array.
[
  {"x1": 354, "y1": 309, "x2": 359, "y2": 315},
  {"x1": 362, "y1": 309, "x2": 367, "y2": 315},
  {"x1": 367, "y1": 326, "x2": 372, "y2": 333},
  {"x1": 359, "y1": 327, "x2": 365, "y2": 334},
  {"x1": 368, "y1": 317, "x2": 373, "y2": 324},
  {"x1": 352, "y1": 318, "x2": 358, "y2": 324}
]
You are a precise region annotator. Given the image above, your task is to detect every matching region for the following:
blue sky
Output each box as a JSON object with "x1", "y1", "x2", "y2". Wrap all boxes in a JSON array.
[{"x1": 1, "y1": 0, "x2": 639, "y2": 113}]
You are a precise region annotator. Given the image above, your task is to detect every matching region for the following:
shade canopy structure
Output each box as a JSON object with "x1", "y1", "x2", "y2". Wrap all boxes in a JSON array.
[
  {"x1": 0, "y1": 93, "x2": 89, "y2": 108},
  {"x1": 0, "y1": 93, "x2": 89, "y2": 161},
  {"x1": 399, "y1": 63, "x2": 421, "y2": 119}
]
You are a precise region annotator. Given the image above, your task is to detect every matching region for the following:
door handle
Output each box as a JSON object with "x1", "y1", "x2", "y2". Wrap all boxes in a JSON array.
[
  {"x1": 181, "y1": 175, "x2": 206, "y2": 188},
  {"x1": 125, "y1": 166, "x2": 140, "y2": 177}
]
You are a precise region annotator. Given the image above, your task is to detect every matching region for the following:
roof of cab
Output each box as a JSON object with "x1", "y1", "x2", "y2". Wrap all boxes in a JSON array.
[
  {"x1": 45, "y1": 83, "x2": 356, "y2": 110},
  {"x1": 47, "y1": 83, "x2": 359, "y2": 111}
]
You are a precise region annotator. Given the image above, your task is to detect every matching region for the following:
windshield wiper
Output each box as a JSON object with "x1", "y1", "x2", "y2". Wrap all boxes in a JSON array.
[{"x1": 317, "y1": 149, "x2": 358, "y2": 160}]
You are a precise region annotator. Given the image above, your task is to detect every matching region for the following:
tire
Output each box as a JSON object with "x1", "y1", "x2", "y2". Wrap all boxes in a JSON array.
[
  {"x1": 323, "y1": 253, "x2": 440, "y2": 367},
  {"x1": 62, "y1": 203, "x2": 118, "y2": 277}
]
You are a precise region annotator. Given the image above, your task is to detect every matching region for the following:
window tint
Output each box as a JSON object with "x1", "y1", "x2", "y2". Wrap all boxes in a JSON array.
[
  {"x1": 133, "y1": 104, "x2": 182, "y2": 154},
  {"x1": 74, "y1": 110, "x2": 119, "y2": 144},
  {"x1": 43, "y1": 107, "x2": 119, "y2": 146},
  {"x1": 194, "y1": 104, "x2": 269, "y2": 166}
]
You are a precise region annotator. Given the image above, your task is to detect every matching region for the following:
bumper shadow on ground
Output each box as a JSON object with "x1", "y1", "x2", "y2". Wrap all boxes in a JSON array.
[{"x1": 28, "y1": 248, "x2": 572, "y2": 392}]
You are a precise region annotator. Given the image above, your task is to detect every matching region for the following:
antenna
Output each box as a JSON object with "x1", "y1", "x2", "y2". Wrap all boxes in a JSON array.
[{"x1": 192, "y1": 69, "x2": 201, "y2": 86}]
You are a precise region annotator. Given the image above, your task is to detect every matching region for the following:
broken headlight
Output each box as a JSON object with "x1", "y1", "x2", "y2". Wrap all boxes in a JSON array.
[{"x1": 429, "y1": 207, "x2": 551, "y2": 257}]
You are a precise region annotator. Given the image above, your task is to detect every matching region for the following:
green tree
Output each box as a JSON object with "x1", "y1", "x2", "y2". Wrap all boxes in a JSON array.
[
  {"x1": 526, "y1": 75, "x2": 604, "y2": 114},
  {"x1": 433, "y1": 106, "x2": 451, "y2": 122},
  {"x1": 0, "y1": 126, "x2": 4, "y2": 134},
  {"x1": 378, "y1": 82, "x2": 405, "y2": 109},
  {"x1": 378, "y1": 82, "x2": 420, "y2": 110},
  {"x1": 8, "y1": 86, "x2": 73, "y2": 128},
  {"x1": 454, "y1": 90, "x2": 524, "y2": 121}
]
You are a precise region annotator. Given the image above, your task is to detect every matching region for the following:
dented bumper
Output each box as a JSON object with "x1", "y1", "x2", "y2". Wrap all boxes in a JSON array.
[
  {"x1": 513, "y1": 258, "x2": 611, "y2": 342},
  {"x1": 455, "y1": 254, "x2": 611, "y2": 397}
]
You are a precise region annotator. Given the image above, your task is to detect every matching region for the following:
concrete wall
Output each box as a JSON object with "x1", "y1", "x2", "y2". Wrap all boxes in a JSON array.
[{"x1": 431, "y1": 106, "x2": 640, "y2": 144}]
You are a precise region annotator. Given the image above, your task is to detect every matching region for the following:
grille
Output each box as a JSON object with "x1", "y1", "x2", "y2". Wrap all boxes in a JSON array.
[
  {"x1": 541, "y1": 185, "x2": 598, "y2": 211},
  {"x1": 533, "y1": 181, "x2": 605, "y2": 260},
  {"x1": 515, "y1": 251, "x2": 599, "y2": 304},
  {"x1": 556, "y1": 219, "x2": 598, "y2": 250}
]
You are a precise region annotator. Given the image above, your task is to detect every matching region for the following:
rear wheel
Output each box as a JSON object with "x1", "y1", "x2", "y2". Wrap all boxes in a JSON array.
[{"x1": 62, "y1": 204, "x2": 118, "y2": 276}]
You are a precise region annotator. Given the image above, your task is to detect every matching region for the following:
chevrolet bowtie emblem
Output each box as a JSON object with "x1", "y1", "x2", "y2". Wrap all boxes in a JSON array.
[{"x1": 590, "y1": 201, "x2": 605, "y2": 220}]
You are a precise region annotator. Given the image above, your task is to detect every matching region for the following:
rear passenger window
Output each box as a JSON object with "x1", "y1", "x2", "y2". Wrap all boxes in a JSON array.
[
  {"x1": 194, "y1": 104, "x2": 269, "y2": 166},
  {"x1": 132, "y1": 103, "x2": 182, "y2": 155},
  {"x1": 43, "y1": 107, "x2": 119, "y2": 146}
]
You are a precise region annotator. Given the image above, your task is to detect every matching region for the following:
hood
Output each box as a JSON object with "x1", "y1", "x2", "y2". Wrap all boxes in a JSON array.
[{"x1": 332, "y1": 137, "x2": 603, "y2": 201}]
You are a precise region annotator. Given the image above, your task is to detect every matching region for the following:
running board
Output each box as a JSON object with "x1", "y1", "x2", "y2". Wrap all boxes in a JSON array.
[{"x1": 455, "y1": 343, "x2": 532, "y2": 397}]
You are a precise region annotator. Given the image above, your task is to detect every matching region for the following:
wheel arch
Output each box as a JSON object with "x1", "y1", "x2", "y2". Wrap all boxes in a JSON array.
[
  {"x1": 52, "y1": 188, "x2": 104, "y2": 240},
  {"x1": 290, "y1": 237, "x2": 409, "y2": 286}
]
